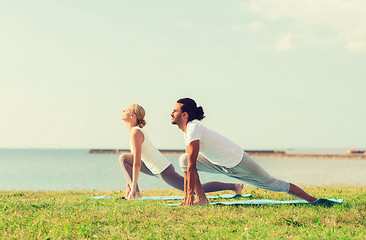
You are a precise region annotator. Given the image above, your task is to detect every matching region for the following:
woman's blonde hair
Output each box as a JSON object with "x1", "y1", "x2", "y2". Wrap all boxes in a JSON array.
[{"x1": 132, "y1": 104, "x2": 146, "y2": 128}]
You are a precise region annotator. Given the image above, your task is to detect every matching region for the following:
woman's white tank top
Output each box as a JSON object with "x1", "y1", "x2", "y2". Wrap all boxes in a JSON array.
[{"x1": 130, "y1": 126, "x2": 171, "y2": 174}]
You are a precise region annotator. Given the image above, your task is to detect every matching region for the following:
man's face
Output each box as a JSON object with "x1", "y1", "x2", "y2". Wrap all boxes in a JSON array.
[{"x1": 171, "y1": 103, "x2": 184, "y2": 125}]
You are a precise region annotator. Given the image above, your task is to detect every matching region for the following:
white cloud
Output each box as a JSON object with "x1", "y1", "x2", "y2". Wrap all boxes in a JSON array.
[
  {"x1": 276, "y1": 32, "x2": 294, "y2": 51},
  {"x1": 230, "y1": 24, "x2": 246, "y2": 32},
  {"x1": 230, "y1": 22, "x2": 263, "y2": 32},
  {"x1": 249, "y1": 22, "x2": 264, "y2": 31},
  {"x1": 346, "y1": 41, "x2": 366, "y2": 52},
  {"x1": 240, "y1": 0, "x2": 366, "y2": 52}
]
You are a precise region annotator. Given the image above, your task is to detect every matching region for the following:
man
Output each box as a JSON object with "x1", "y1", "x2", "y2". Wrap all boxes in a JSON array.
[{"x1": 171, "y1": 98, "x2": 318, "y2": 206}]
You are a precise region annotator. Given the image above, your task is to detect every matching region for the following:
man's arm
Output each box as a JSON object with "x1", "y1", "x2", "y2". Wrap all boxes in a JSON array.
[{"x1": 185, "y1": 140, "x2": 205, "y2": 205}]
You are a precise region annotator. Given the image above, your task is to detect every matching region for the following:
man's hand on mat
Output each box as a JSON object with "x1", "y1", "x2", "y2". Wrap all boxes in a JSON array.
[
  {"x1": 179, "y1": 193, "x2": 194, "y2": 206},
  {"x1": 179, "y1": 196, "x2": 187, "y2": 206},
  {"x1": 193, "y1": 197, "x2": 209, "y2": 206},
  {"x1": 183, "y1": 193, "x2": 195, "y2": 206},
  {"x1": 179, "y1": 195, "x2": 208, "y2": 206}
]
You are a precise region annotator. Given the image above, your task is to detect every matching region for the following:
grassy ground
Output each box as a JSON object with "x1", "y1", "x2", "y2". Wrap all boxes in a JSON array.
[{"x1": 0, "y1": 185, "x2": 365, "y2": 239}]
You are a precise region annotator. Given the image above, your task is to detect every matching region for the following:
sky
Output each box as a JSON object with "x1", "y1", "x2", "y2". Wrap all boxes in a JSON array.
[{"x1": 1, "y1": 1, "x2": 365, "y2": 150}]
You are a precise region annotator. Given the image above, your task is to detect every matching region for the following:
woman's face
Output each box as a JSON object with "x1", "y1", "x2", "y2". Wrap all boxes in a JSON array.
[{"x1": 121, "y1": 106, "x2": 135, "y2": 121}]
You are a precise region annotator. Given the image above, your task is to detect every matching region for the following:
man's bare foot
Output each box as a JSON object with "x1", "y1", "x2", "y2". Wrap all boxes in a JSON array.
[
  {"x1": 235, "y1": 183, "x2": 244, "y2": 195},
  {"x1": 288, "y1": 183, "x2": 317, "y2": 202},
  {"x1": 193, "y1": 197, "x2": 209, "y2": 206},
  {"x1": 308, "y1": 197, "x2": 317, "y2": 203}
]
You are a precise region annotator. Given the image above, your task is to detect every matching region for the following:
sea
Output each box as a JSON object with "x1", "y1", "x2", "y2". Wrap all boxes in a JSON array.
[{"x1": 0, "y1": 148, "x2": 365, "y2": 191}]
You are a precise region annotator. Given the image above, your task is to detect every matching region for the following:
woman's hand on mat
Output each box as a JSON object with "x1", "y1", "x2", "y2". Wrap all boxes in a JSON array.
[
  {"x1": 125, "y1": 184, "x2": 131, "y2": 198},
  {"x1": 127, "y1": 188, "x2": 141, "y2": 200},
  {"x1": 127, "y1": 192, "x2": 134, "y2": 200}
]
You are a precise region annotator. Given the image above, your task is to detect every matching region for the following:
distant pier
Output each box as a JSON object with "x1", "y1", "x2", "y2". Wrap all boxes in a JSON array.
[
  {"x1": 88, "y1": 149, "x2": 283, "y2": 155},
  {"x1": 88, "y1": 149, "x2": 185, "y2": 156}
]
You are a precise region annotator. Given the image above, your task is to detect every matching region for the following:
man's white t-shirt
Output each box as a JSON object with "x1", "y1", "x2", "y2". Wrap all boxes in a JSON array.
[{"x1": 184, "y1": 121, "x2": 244, "y2": 168}]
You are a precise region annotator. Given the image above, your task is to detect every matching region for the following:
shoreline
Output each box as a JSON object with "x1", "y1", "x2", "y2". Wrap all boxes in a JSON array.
[{"x1": 88, "y1": 149, "x2": 366, "y2": 159}]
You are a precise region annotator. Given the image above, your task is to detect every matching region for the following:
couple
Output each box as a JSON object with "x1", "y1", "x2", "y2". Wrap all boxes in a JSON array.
[{"x1": 119, "y1": 98, "x2": 318, "y2": 206}]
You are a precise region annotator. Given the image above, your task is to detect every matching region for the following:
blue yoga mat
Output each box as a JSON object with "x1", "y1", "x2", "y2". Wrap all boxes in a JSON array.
[
  {"x1": 87, "y1": 193, "x2": 252, "y2": 201},
  {"x1": 87, "y1": 196, "x2": 115, "y2": 200},
  {"x1": 163, "y1": 198, "x2": 344, "y2": 206}
]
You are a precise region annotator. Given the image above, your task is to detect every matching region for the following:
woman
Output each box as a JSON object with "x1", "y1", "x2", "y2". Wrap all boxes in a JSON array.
[{"x1": 119, "y1": 104, "x2": 243, "y2": 199}]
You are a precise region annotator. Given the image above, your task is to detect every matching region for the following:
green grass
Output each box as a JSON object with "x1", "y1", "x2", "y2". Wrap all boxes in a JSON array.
[{"x1": 1, "y1": 185, "x2": 365, "y2": 239}]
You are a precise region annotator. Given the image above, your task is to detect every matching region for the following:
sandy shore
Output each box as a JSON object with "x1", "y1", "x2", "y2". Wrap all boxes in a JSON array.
[{"x1": 88, "y1": 149, "x2": 366, "y2": 159}]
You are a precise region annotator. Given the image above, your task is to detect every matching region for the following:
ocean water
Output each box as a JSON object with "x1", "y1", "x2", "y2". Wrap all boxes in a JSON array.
[{"x1": 0, "y1": 149, "x2": 365, "y2": 191}]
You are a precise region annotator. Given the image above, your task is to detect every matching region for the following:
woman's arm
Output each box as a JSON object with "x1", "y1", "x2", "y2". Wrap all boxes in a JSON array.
[{"x1": 129, "y1": 129, "x2": 144, "y2": 199}]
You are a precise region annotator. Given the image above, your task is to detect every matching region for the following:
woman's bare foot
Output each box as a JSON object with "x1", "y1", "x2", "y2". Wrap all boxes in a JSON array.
[{"x1": 235, "y1": 183, "x2": 244, "y2": 195}]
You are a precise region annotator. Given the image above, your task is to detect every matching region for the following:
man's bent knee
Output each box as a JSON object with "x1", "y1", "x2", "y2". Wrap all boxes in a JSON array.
[{"x1": 179, "y1": 153, "x2": 188, "y2": 172}]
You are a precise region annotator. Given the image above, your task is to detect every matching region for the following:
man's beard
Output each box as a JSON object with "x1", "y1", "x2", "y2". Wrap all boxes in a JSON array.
[{"x1": 171, "y1": 116, "x2": 180, "y2": 125}]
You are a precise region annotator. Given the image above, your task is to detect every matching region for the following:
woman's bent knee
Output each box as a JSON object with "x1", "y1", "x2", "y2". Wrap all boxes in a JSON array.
[
  {"x1": 119, "y1": 153, "x2": 128, "y2": 164},
  {"x1": 179, "y1": 153, "x2": 188, "y2": 172}
]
